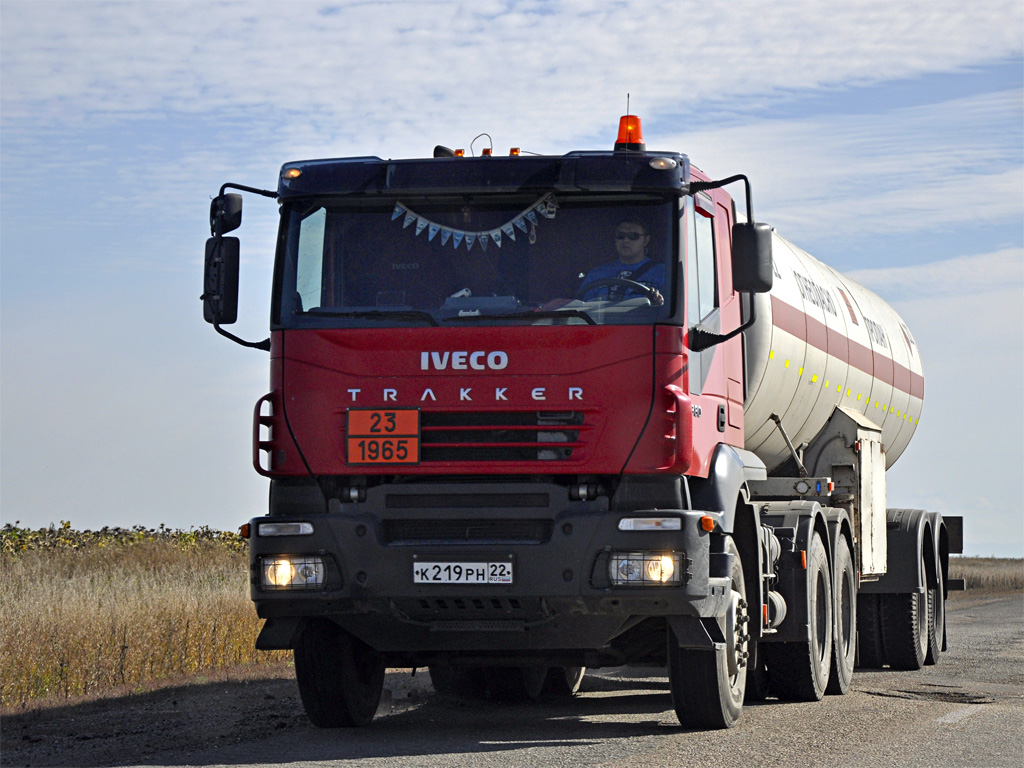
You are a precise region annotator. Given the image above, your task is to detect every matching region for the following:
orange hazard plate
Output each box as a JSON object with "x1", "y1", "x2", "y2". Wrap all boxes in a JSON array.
[{"x1": 346, "y1": 409, "x2": 420, "y2": 464}]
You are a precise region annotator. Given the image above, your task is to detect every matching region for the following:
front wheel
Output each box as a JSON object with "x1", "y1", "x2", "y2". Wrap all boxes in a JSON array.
[
  {"x1": 668, "y1": 538, "x2": 747, "y2": 729},
  {"x1": 294, "y1": 620, "x2": 385, "y2": 728}
]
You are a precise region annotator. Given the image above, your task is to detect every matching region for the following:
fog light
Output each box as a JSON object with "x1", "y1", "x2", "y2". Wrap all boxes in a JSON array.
[
  {"x1": 608, "y1": 552, "x2": 682, "y2": 586},
  {"x1": 260, "y1": 556, "x2": 325, "y2": 590}
]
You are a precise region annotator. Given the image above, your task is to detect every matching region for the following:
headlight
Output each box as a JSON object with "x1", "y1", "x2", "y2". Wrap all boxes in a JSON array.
[
  {"x1": 608, "y1": 552, "x2": 681, "y2": 586},
  {"x1": 260, "y1": 555, "x2": 325, "y2": 590}
]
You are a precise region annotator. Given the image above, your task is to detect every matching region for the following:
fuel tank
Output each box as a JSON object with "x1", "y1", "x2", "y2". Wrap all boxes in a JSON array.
[{"x1": 743, "y1": 232, "x2": 923, "y2": 472}]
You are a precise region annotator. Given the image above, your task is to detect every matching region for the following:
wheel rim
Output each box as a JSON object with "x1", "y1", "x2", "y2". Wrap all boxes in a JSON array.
[{"x1": 726, "y1": 590, "x2": 749, "y2": 680}]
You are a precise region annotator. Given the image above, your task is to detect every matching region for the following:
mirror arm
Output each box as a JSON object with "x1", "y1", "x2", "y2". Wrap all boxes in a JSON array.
[
  {"x1": 219, "y1": 182, "x2": 277, "y2": 199},
  {"x1": 214, "y1": 323, "x2": 270, "y2": 352},
  {"x1": 689, "y1": 174, "x2": 753, "y2": 222},
  {"x1": 689, "y1": 293, "x2": 757, "y2": 353}
]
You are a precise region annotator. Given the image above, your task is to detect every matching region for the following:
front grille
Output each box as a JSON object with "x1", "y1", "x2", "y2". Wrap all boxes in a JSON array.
[
  {"x1": 420, "y1": 410, "x2": 587, "y2": 462},
  {"x1": 384, "y1": 518, "x2": 553, "y2": 544}
]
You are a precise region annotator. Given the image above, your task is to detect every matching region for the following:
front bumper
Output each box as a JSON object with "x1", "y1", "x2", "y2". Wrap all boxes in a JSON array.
[{"x1": 248, "y1": 481, "x2": 731, "y2": 653}]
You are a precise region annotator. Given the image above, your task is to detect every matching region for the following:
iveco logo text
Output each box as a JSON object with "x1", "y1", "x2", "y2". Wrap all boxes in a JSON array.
[{"x1": 420, "y1": 351, "x2": 509, "y2": 371}]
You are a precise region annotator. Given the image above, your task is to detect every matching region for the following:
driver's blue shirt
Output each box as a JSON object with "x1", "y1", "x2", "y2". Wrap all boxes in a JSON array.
[{"x1": 579, "y1": 258, "x2": 666, "y2": 301}]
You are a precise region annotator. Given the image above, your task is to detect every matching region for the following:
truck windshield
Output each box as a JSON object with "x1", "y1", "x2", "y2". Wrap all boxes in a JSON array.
[{"x1": 274, "y1": 194, "x2": 675, "y2": 328}]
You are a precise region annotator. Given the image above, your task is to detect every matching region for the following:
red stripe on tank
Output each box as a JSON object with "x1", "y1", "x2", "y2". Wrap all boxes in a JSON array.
[{"x1": 769, "y1": 295, "x2": 922, "y2": 399}]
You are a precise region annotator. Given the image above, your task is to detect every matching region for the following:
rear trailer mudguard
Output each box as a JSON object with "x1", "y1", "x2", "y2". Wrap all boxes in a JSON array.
[
  {"x1": 248, "y1": 481, "x2": 733, "y2": 654},
  {"x1": 858, "y1": 508, "x2": 956, "y2": 597}
]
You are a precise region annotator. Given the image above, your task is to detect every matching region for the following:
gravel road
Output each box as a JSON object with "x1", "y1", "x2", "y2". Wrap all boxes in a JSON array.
[{"x1": 3, "y1": 592, "x2": 1021, "y2": 768}]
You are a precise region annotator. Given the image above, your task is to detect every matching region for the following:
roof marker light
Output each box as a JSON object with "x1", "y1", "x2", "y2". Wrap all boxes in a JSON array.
[{"x1": 283, "y1": 168, "x2": 302, "y2": 179}]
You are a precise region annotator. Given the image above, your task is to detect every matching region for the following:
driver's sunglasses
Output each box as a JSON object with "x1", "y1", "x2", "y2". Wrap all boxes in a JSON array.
[{"x1": 615, "y1": 231, "x2": 645, "y2": 241}]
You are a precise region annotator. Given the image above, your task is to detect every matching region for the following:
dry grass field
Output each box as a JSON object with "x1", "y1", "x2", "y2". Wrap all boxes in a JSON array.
[
  {"x1": 949, "y1": 555, "x2": 1024, "y2": 593},
  {"x1": 1, "y1": 523, "x2": 1020, "y2": 712},
  {"x1": 0, "y1": 522, "x2": 287, "y2": 710}
]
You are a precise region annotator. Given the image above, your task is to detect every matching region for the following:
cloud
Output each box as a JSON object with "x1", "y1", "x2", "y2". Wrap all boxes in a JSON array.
[
  {"x1": 2, "y1": 0, "x2": 1022, "y2": 140},
  {"x1": 661, "y1": 89, "x2": 1023, "y2": 244},
  {"x1": 846, "y1": 248, "x2": 1024, "y2": 300}
]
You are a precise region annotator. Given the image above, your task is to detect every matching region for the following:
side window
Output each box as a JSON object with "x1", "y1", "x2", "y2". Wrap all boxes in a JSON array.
[
  {"x1": 295, "y1": 207, "x2": 327, "y2": 310},
  {"x1": 686, "y1": 195, "x2": 718, "y2": 325}
]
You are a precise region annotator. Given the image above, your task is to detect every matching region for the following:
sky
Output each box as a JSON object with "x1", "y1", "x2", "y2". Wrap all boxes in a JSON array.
[{"x1": 1, "y1": 0, "x2": 1022, "y2": 557}]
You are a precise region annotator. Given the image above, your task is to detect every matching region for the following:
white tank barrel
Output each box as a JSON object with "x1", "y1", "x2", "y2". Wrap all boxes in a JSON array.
[{"x1": 743, "y1": 231, "x2": 924, "y2": 472}]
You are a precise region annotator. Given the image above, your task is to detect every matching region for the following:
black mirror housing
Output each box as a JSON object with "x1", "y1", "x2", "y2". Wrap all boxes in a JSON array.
[
  {"x1": 732, "y1": 221, "x2": 773, "y2": 293},
  {"x1": 203, "y1": 236, "x2": 240, "y2": 324},
  {"x1": 210, "y1": 193, "x2": 243, "y2": 235}
]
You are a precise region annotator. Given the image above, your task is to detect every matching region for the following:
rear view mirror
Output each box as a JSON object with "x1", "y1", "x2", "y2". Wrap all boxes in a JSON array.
[
  {"x1": 210, "y1": 193, "x2": 243, "y2": 235},
  {"x1": 732, "y1": 221, "x2": 773, "y2": 293},
  {"x1": 203, "y1": 236, "x2": 239, "y2": 324}
]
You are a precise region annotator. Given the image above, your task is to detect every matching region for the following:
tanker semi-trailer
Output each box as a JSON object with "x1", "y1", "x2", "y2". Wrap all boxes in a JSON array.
[{"x1": 201, "y1": 114, "x2": 963, "y2": 730}]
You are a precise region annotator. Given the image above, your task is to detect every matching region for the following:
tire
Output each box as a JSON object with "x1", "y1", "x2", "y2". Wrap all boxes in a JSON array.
[
  {"x1": 542, "y1": 666, "x2": 585, "y2": 698},
  {"x1": 766, "y1": 531, "x2": 832, "y2": 701},
  {"x1": 293, "y1": 620, "x2": 385, "y2": 728},
  {"x1": 856, "y1": 593, "x2": 886, "y2": 668},
  {"x1": 926, "y1": 567, "x2": 944, "y2": 666},
  {"x1": 429, "y1": 664, "x2": 488, "y2": 698},
  {"x1": 668, "y1": 538, "x2": 747, "y2": 729},
  {"x1": 827, "y1": 536, "x2": 856, "y2": 695},
  {"x1": 485, "y1": 666, "x2": 548, "y2": 702},
  {"x1": 880, "y1": 588, "x2": 929, "y2": 670}
]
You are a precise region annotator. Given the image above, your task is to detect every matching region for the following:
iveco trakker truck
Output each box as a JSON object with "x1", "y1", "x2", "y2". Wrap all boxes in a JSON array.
[{"x1": 202, "y1": 115, "x2": 963, "y2": 729}]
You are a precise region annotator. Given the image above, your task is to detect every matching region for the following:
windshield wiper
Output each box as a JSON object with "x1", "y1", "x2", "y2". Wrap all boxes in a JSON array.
[
  {"x1": 298, "y1": 309, "x2": 439, "y2": 326},
  {"x1": 444, "y1": 309, "x2": 596, "y2": 326}
]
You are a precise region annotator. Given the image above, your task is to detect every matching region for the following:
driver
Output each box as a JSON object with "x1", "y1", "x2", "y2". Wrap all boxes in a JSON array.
[{"x1": 578, "y1": 219, "x2": 665, "y2": 304}]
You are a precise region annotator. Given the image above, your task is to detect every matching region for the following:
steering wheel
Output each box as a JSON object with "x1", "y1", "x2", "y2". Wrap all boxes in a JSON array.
[{"x1": 575, "y1": 278, "x2": 664, "y2": 306}]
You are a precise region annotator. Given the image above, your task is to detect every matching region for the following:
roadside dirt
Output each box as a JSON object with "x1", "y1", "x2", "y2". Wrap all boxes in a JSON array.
[{"x1": 0, "y1": 662, "x2": 432, "y2": 767}]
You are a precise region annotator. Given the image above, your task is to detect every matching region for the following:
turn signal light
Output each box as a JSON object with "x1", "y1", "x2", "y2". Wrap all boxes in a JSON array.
[{"x1": 701, "y1": 515, "x2": 716, "y2": 532}]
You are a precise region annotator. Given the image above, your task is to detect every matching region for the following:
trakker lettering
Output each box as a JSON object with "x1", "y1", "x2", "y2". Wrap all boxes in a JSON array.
[
  {"x1": 420, "y1": 351, "x2": 509, "y2": 370},
  {"x1": 346, "y1": 386, "x2": 584, "y2": 402}
]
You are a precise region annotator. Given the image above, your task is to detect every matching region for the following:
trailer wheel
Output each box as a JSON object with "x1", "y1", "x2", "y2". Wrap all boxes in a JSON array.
[
  {"x1": 925, "y1": 566, "x2": 944, "y2": 665},
  {"x1": 668, "y1": 538, "x2": 747, "y2": 729},
  {"x1": 856, "y1": 593, "x2": 886, "y2": 668},
  {"x1": 542, "y1": 666, "x2": 585, "y2": 698},
  {"x1": 429, "y1": 664, "x2": 488, "y2": 698},
  {"x1": 880, "y1": 583, "x2": 929, "y2": 670},
  {"x1": 293, "y1": 620, "x2": 385, "y2": 728},
  {"x1": 485, "y1": 666, "x2": 548, "y2": 702},
  {"x1": 766, "y1": 531, "x2": 832, "y2": 701},
  {"x1": 826, "y1": 536, "x2": 856, "y2": 695}
]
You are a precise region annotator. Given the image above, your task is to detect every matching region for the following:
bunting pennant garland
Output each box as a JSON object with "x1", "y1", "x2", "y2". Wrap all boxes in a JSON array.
[{"x1": 391, "y1": 194, "x2": 557, "y2": 252}]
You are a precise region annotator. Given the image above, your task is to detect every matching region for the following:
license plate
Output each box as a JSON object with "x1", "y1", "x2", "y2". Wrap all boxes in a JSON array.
[
  {"x1": 413, "y1": 561, "x2": 514, "y2": 585},
  {"x1": 347, "y1": 409, "x2": 420, "y2": 465}
]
